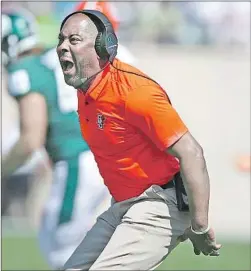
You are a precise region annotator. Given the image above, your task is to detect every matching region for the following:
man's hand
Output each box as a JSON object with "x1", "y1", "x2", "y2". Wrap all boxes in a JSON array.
[{"x1": 178, "y1": 226, "x2": 222, "y2": 256}]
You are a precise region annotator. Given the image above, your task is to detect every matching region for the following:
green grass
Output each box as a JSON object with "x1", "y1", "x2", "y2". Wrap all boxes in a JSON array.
[
  {"x1": 2, "y1": 237, "x2": 49, "y2": 270},
  {"x1": 158, "y1": 241, "x2": 251, "y2": 270},
  {"x1": 1, "y1": 237, "x2": 250, "y2": 270}
]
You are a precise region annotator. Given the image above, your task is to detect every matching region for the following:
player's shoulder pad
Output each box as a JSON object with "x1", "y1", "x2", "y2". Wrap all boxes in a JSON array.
[{"x1": 8, "y1": 69, "x2": 31, "y2": 97}]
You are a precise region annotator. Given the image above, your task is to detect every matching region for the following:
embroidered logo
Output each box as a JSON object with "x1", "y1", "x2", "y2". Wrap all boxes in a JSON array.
[{"x1": 97, "y1": 113, "x2": 105, "y2": 129}]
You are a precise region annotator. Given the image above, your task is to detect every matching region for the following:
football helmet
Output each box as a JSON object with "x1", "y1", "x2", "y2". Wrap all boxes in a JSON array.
[{"x1": 1, "y1": 7, "x2": 38, "y2": 64}]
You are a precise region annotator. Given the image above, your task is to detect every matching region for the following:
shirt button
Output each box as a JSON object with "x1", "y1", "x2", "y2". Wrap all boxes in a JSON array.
[
  {"x1": 85, "y1": 101, "x2": 89, "y2": 105},
  {"x1": 86, "y1": 118, "x2": 89, "y2": 122}
]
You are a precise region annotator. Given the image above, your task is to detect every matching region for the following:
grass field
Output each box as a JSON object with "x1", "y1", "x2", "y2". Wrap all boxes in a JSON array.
[{"x1": 2, "y1": 236, "x2": 250, "y2": 270}]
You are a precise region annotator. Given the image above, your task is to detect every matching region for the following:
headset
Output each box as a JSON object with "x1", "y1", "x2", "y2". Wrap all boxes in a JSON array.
[{"x1": 60, "y1": 9, "x2": 167, "y2": 97}]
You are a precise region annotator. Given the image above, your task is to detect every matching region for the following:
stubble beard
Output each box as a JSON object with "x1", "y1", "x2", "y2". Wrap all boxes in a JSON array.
[
  {"x1": 74, "y1": 62, "x2": 95, "y2": 91},
  {"x1": 64, "y1": 60, "x2": 98, "y2": 91}
]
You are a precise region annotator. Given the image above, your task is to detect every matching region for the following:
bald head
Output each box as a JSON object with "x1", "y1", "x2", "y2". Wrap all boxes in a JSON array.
[{"x1": 61, "y1": 13, "x2": 98, "y2": 44}]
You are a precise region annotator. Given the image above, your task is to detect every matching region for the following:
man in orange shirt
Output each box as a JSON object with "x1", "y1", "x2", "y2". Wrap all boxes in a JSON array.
[{"x1": 57, "y1": 10, "x2": 221, "y2": 270}]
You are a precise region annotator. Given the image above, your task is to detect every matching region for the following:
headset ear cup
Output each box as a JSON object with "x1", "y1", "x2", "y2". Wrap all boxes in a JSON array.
[
  {"x1": 106, "y1": 33, "x2": 118, "y2": 62},
  {"x1": 95, "y1": 32, "x2": 110, "y2": 60}
]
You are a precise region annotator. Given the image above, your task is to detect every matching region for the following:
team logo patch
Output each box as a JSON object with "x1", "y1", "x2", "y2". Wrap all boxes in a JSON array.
[{"x1": 97, "y1": 113, "x2": 105, "y2": 129}]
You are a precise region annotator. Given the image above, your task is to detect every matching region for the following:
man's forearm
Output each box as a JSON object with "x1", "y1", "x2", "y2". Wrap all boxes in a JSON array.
[
  {"x1": 2, "y1": 138, "x2": 34, "y2": 179},
  {"x1": 179, "y1": 152, "x2": 210, "y2": 231}
]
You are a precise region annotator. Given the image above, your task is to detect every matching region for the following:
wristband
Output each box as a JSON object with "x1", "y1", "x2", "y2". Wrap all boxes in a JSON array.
[{"x1": 191, "y1": 225, "x2": 210, "y2": 235}]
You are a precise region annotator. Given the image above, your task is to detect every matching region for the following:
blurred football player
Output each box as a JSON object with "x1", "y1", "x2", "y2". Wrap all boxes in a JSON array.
[
  {"x1": 1, "y1": 6, "x2": 111, "y2": 269},
  {"x1": 1, "y1": 13, "x2": 45, "y2": 216}
]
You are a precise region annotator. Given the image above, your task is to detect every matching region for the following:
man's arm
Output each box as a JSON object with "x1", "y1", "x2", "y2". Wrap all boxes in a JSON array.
[
  {"x1": 167, "y1": 132, "x2": 221, "y2": 256},
  {"x1": 167, "y1": 132, "x2": 209, "y2": 231},
  {"x1": 2, "y1": 93, "x2": 47, "y2": 179}
]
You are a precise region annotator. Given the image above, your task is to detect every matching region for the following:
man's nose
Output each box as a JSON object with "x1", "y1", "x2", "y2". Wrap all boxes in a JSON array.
[
  {"x1": 57, "y1": 41, "x2": 69, "y2": 56},
  {"x1": 61, "y1": 48, "x2": 68, "y2": 55}
]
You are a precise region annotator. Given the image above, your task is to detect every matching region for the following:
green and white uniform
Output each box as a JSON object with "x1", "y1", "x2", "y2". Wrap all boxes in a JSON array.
[{"x1": 7, "y1": 47, "x2": 111, "y2": 268}]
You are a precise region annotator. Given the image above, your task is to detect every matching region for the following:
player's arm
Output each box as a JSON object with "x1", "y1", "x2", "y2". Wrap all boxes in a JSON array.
[{"x1": 2, "y1": 92, "x2": 47, "y2": 179}]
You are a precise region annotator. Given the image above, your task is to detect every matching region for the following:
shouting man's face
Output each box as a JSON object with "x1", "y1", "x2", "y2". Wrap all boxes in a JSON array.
[{"x1": 57, "y1": 13, "x2": 101, "y2": 89}]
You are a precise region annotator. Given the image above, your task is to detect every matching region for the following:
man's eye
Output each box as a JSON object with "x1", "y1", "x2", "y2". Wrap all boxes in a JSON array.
[{"x1": 70, "y1": 38, "x2": 80, "y2": 44}]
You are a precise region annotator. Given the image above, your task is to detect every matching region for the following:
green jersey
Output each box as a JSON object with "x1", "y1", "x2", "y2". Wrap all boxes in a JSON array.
[{"x1": 7, "y1": 48, "x2": 89, "y2": 162}]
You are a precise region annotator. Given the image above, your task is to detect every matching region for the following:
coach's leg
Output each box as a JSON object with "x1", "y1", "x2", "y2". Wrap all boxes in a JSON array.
[
  {"x1": 63, "y1": 205, "x2": 118, "y2": 270},
  {"x1": 89, "y1": 186, "x2": 191, "y2": 270}
]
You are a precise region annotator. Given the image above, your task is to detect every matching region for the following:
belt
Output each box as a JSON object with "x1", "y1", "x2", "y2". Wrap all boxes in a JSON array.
[{"x1": 160, "y1": 179, "x2": 175, "y2": 189}]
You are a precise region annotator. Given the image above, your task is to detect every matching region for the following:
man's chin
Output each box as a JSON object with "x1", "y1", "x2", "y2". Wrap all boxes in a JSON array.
[{"x1": 64, "y1": 76, "x2": 80, "y2": 89}]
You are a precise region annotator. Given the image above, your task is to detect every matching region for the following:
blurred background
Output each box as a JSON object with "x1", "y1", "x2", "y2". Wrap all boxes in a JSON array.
[{"x1": 1, "y1": 1, "x2": 250, "y2": 270}]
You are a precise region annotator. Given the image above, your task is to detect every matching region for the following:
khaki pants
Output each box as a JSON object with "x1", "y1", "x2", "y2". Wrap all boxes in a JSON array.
[{"x1": 64, "y1": 185, "x2": 191, "y2": 270}]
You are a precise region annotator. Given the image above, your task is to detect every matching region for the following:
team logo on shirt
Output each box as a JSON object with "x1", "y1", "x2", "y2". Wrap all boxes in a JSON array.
[{"x1": 97, "y1": 113, "x2": 105, "y2": 129}]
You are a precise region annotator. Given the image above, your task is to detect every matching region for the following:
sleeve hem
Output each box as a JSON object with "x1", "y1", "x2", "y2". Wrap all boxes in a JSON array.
[{"x1": 160, "y1": 128, "x2": 189, "y2": 151}]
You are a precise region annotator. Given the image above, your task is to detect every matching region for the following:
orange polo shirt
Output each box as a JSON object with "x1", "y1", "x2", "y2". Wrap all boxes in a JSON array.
[{"x1": 78, "y1": 59, "x2": 188, "y2": 202}]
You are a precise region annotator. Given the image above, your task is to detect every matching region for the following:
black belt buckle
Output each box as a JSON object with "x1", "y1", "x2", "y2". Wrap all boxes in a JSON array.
[{"x1": 174, "y1": 172, "x2": 189, "y2": 212}]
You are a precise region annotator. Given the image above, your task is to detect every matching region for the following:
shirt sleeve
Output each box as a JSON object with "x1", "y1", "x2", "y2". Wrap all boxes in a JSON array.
[{"x1": 125, "y1": 85, "x2": 188, "y2": 151}]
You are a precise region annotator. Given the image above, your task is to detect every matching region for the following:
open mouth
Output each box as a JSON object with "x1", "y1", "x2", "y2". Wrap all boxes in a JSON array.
[{"x1": 61, "y1": 60, "x2": 74, "y2": 72}]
